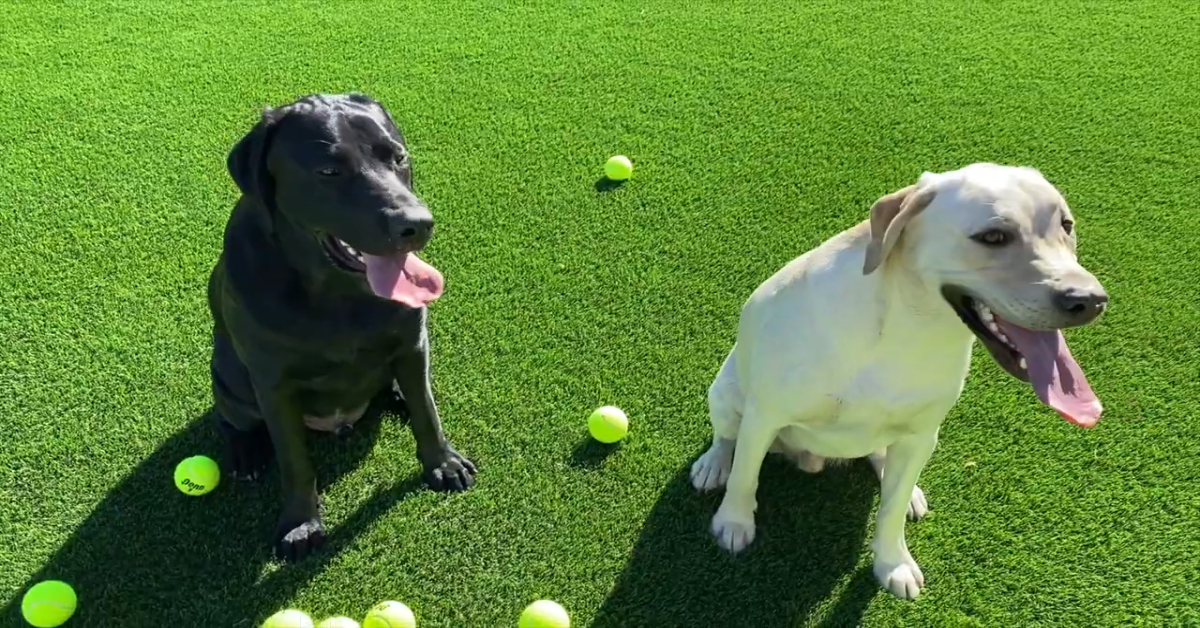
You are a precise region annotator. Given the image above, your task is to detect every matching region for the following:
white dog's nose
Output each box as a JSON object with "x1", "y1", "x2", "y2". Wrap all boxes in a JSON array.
[{"x1": 1054, "y1": 286, "x2": 1108, "y2": 325}]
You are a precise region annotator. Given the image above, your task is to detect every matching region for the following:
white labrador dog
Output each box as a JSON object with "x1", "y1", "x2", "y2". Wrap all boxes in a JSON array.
[{"x1": 690, "y1": 163, "x2": 1108, "y2": 599}]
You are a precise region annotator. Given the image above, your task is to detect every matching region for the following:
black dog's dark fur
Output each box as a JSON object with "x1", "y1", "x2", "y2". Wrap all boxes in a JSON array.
[{"x1": 208, "y1": 93, "x2": 476, "y2": 561}]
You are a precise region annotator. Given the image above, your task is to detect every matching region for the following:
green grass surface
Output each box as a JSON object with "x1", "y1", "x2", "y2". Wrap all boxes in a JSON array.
[{"x1": 2, "y1": 1, "x2": 1198, "y2": 626}]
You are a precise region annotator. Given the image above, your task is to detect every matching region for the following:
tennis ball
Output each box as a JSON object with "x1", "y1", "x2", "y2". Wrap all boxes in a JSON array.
[
  {"x1": 362, "y1": 600, "x2": 416, "y2": 628},
  {"x1": 21, "y1": 580, "x2": 76, "y2": 628},
  {"x1": 603, "y1": 155, "x2": 632, "y2": 181},
  {"x1": 519, "y1": 600, "x2": 570, "y2": 628},
  {"x1": 588, "y1": 405, "x2": 629, "y2": 444},
  {"x1": 262, "y1": 609, "x2": 314, "y2": 628},
  {"x1": 316, "y1": 617, "x2": 360, "y2": 628},
  {"x1": 174, "y1": 454, "x2": 220, "y2": 496}
]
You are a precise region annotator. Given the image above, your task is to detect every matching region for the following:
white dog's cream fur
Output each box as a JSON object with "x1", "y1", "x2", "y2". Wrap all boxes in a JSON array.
[{"x1": 691, "y1": 163, "x2": 1107, "y2": 600}]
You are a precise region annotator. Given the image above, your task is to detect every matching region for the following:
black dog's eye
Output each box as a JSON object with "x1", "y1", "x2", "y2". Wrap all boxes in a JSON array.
[
  {"x1": 971, "y1": 229, "x2": 1013, "y2": 247},
  {"x1": 393, "y1": 152, "x2": 409, "y2": 167},
  {"x1": 1062, "y1": 219, "x2": 1075, "y2": 235},
  {"x1": 316, "y1": 167, "x2": 341, "y2": 177}
]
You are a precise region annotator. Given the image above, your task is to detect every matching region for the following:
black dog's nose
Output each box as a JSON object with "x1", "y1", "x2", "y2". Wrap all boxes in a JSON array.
[
  {"x1": 1054, "y1": 287, "x2": 1108, "y2": 323},
  {"x1": 389, "y1": 213, "x2": 433, "y2": 247}
]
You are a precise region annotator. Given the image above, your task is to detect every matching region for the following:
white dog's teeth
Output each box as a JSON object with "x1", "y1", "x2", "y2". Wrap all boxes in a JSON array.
[
  {"x1": 985, "y1": 320, "x2": 1000, "y2": 334},
  {"x1": 1019, "y1": 357, "x2": 1028, "y2": 370}
]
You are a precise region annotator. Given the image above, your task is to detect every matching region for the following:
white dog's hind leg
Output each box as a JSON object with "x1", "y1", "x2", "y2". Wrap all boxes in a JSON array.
[
  {"x1": 868, "y1": 449, "x2": 928, "y2": 521},
  {"x1": 772, "y1": 426, "x2": 826, "y2": 473},
  {"x1": 711, "y1": 404, "x2": 776, "y2": 554},
  {"x1": 691, "y1": 352, "x2": 742, "y2": 492}
]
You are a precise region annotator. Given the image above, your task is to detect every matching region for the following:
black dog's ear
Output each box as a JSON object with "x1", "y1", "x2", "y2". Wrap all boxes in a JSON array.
[
  {"x1": 381, "y1": 108, "x2": 406, "y2": 145},
  {"x1": 357, "y1": 95, "x2": 405, "y2": 144},
  {"x1": 227, "y1": 106, "x2": 281, "y2": 197},
  {"x1": 346, "y1": 92, "x2": 378, "y2": 106},
  {"x1": 364, "y1": 99, "x2": 412, "y2": 188}
]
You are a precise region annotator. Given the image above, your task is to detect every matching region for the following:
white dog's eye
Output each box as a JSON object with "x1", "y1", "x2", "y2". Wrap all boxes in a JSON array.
[
  {"x1": 1062, "y1": 219, "x2": 1075, "y2": 235},
  {"x1": 971, "y1": 229, "x2": 1013, "y2": 247}
]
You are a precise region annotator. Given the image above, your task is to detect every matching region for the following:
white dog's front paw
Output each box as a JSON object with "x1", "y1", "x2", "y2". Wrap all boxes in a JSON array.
[
  {"x1": 711, "y1": 506, "x2": 756, "y2": 554},
  {"x1": 690, "y1": 442, "x2": 733, "y2": 492},
  {"x1": 908, "y1": 484, "x2": 929, "y2": 521},
  {"x1": 873, "y1": 553, "x2": 925, "y2": 600}
]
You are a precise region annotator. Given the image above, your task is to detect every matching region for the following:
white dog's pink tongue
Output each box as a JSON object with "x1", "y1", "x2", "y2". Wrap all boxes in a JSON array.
[
  {"x1": 994, "y1": 319, "x2": 1102, "y2": 427},
  {"x1": 363, "y1": 252, "x2": 444, "y2": 307}
]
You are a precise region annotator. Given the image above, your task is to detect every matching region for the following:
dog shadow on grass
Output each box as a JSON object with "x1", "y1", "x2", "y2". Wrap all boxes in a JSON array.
[
  {"x1": 1, "y1": 408, "x2": 424, "y2": 627},
  {"x1": 593, "y1": 455, "x2": 882, "y2": 627}
]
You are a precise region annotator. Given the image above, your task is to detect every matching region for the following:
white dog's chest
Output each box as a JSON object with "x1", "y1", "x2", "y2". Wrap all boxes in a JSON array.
[
  {"x1": 772, "y1": 361, "x2": 966, "y2": 458},
  {"x1": 787, "y1": 394, "x2": 949, "y2": 458}
]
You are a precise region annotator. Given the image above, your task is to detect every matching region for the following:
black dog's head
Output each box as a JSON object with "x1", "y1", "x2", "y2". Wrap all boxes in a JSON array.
[{"x1": 227, "y1": 93, "x2": 443, "y2": 307}]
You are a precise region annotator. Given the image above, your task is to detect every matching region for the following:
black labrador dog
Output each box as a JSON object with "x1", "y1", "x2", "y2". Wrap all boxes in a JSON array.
[{"x1": 207, "y1": 93, "x2": 476, "y2": 561}]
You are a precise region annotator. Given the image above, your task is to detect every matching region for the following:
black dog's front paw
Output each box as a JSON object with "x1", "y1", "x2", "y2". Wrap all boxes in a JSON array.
[
  {"x1": 216, "y1": 417, "x2": 273, "y2": 481},
  {"x1": 422, "y1": 448, "x2": 477, "y2": 492},
  {"x1": 274, "y1": 514, "x2": 326, "y2": 562}
]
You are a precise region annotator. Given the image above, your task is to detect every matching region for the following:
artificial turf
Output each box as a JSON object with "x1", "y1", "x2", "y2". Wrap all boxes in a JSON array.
[{"x1": 1, "y1": 1, "x2": 1198, "y2": 626}]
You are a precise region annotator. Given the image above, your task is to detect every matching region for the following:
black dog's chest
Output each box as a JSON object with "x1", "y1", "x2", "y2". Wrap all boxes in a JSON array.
[
  {"x1": 274, "y1": 303, "x2": 423, "y2": 414},
  {"x1": 286, "y1": 334, "x2": 403, "y2": 414},
  {"x1": 302, "y1": 298, "x2": 423, "y2": 358}
]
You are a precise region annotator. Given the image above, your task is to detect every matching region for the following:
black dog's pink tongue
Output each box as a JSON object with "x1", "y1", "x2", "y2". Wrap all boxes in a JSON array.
[
  {"x1": 363, "y1": 252, "x2": 444, "y2": 307},
  {"x1": 994, "y1": 319, "x2": 1102, "y2": 427}
]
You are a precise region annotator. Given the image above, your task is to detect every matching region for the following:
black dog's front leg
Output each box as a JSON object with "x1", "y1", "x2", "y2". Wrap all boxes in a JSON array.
[
  {"x1": 394, "y1": 342, "x2": 476, "y2": 492},
  {"x1": 257, "y1": 389, "x2": 326, "y2": 561}
]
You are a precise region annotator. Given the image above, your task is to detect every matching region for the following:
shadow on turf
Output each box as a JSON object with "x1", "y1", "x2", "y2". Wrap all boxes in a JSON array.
[
  {"x1": 568, "y1": 438, "x2": 622, "y2": 469},
  {"x1": 2, "y1": 408, "x2": 425, "y2": 626},
  {"x1": 594, "y1": 177, "x2": 627, "y2": 193},
  {"x1": 593, "y1": 455, "x2": 881, "y2": 627}
]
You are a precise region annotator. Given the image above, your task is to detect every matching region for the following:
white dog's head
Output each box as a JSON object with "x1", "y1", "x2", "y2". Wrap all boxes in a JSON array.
[{"x1": 863, "y1": 163, "x2": 1108, "y2": 426}]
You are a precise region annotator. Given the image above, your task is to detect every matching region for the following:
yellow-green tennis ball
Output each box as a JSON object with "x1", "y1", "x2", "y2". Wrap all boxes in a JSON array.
[
  {"x1": 362, "y1": 601, "x2": 416, "y2": 628},
  {"x1": 174, "y1": 455, "x2": 220, "y2": 496},
  {"x1": 262, "y1": 609, "x2": 314, "y2": 628},
  {"x1": 21, "y1": 580, "x2": 77, "y2": 628},
  {"x1": 603, "y1": 155, "x2": 632, "y2": 181},
  {"x1": 518, "y1": 600, "x2": 570, "y2": 628},
  {"x1": 316, "y1": 617, "x2": 360, "y2": 628},
  {"x1": 588, "y1": 406, "x2": 628, "y2": 444}
]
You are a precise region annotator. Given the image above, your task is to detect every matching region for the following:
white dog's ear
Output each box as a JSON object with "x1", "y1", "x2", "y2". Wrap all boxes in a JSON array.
[{"x1": 862, "y1": 180, "x2": 938, "y2": 275}]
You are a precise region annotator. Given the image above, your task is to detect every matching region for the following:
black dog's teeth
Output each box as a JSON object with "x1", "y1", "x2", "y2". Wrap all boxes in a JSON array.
[{"x1": 337, "y1": 240, "x2": 361, "y2": 259}]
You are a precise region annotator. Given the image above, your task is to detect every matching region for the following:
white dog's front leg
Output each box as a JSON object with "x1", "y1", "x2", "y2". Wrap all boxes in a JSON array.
[
  {"x1": 711, "y1": 413, "x2": 776, "y2": 554},
  {"x1": 871, "y1": 430, "x2": 939, "y2": 600},
  {"x1": 868, "y1": 450, "x2": 928, "y2": 520},
  {"x1": 691, "y1": 438, "x2": 734, "y2": 492}
]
